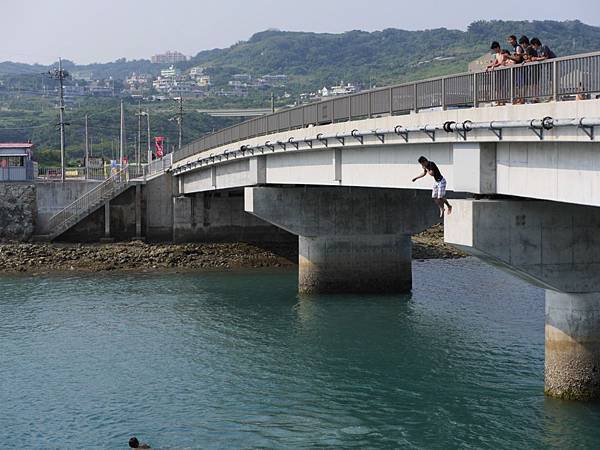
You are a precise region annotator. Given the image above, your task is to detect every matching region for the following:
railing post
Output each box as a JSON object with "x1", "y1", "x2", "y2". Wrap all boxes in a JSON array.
[
  {"x1": 441, "y1": 78, "x2": 447, "y2": 110},
  {"x1": 413, "y1": 83, "x2": 418, "y2": 113},
  {"x1": 349, "y1": 96, "x2": 352, "y2": 121},
  {"x1": 473, "y1": 73, "x2": 478, "y2": 108},
  {"x1": 552, "y1": 60, "x2": 559, "y2": 101},
  {"x1": 331, "y1": 100, "x2": 335, "y2": 124},
  {"x1": 389, "y1": 87, "x2": 393, "y2": 115},
  {"x1": 510, "y1": 66, "x2": 515, "y2": 104},
  {"x1": 368, "y1": 91, "x2": 372, "y2": 118}
]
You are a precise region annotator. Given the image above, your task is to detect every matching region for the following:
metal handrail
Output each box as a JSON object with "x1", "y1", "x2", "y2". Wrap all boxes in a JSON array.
[
  {"x1": 145, "y1": 153, "x2": 173, "y2": 178},
  {"x1": 173, "y1": 51, "x2": 600, "y2": 163},
  {"x1": 46, "y1": 166, "x2": 130, "y2": 233}
]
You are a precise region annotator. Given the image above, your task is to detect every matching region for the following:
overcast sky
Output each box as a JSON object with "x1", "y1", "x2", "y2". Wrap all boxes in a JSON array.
[{"x1": 1, "y1": 0, "x2": 597, "y2": 65}]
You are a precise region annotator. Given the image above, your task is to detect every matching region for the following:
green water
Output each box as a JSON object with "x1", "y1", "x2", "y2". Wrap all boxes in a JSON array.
[{"x1": 1, "y1": 258, "x2": 599, "y2": 449}]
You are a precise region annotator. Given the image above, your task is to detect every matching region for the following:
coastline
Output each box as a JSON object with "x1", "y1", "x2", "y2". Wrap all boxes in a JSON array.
[{"x1": 0, "y1": 225, "x2": 464, "y2": 275}]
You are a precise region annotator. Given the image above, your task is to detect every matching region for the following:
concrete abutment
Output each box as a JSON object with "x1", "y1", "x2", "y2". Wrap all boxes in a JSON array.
[
  {"x1": 245, "y1": 186, "x2": 438, "y2": 294},
  {"x1": 446, "y1": 199, "x2": 600, "y2": 401}
]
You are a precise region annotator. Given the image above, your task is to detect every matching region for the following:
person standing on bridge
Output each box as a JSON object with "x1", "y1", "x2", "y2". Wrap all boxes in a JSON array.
[{"x1": 412, "y1": 156, "x2": 452, "y2": 218}]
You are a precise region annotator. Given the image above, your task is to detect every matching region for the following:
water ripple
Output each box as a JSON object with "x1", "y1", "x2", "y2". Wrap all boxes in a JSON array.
[{"x1": 1, "y1": 260, "x2": 600, "y2": 448}]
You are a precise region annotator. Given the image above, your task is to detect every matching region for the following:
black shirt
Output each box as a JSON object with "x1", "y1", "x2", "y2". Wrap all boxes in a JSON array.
[
  {"x1": 537, "y1": 45, "x2": 556, "y2": 59},
  {"x1": 524, "y1": 45, "x2": 538, "y2": 58},
  {"x1": 426, "y1": 161, "x2": 443, "y2": 182}
]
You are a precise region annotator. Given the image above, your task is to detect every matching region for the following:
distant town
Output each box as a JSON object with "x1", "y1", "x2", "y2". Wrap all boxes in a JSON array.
[{"x1": 0, "y1": 50, "x2": 366, "y2": 108}]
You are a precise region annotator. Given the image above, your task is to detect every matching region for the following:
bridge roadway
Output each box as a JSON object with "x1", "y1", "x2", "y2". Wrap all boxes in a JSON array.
[{"x1": 168, "y1": 98, "x2": 600, "y2": 401}]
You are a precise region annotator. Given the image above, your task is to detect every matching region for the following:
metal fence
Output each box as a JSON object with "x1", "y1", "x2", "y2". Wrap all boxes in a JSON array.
[
  {"x1": 145, "y1": 153, "x2": 173, "y2": 178},
  {"x1": 173, "y1": 51, "x2": 600, "y2": 163},
  {"x1": 36, "y1": 164, "x2": 151, "y2": 181}
]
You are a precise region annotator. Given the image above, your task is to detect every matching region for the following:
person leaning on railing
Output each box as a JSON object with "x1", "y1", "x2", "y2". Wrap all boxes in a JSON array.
[
  {"x1": 486, "y1": 41, "x2": 506, "y2": 71},
  {"x1": 505, "y1": 35, "x2": 525, "y2": 64},
  {"x1": 513, "y1": 36, "x2": 544, "y2": 104},
  {"x1": 529, "y1": 38, "x2": 556, "y2": 62}
]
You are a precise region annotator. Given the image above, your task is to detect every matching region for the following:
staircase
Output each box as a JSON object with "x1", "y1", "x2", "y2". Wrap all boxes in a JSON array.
[{"x1": 36, "y1": 166, "x2": 133, "y2": 242}]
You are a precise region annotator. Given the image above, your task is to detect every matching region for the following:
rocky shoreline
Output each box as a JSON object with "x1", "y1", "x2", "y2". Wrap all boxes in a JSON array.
[{"x1": 0, "y1": 225, "x2": 464, "y2": 275}]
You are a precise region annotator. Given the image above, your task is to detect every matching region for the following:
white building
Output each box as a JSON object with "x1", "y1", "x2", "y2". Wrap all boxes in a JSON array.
[
  {"x1": 189, "y1": 66, "x2": 204, "y2": 78},
  {"x1": 321, "y1": 82, "x2": 358, "y2": 97},
  {"x1": 160, "y1": 66, "x2": 181, "y2": 78},
  {"x1": 196, "y1": 75, "x2": 211, "y2": 87},
  {"x1": 151, "y1": 51, "x2": 187, "y2": 64}
]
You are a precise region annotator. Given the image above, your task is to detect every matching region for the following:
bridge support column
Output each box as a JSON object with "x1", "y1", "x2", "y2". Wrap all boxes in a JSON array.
[
  {"x1": 245, "y1": 186, "x2": 439, "y2": 294},
  {"x1": 135, "y1": 184, "x2": 142, "y2": 239},
  {"x1": 299, "y1": 234, "x2": 412, "y2": 294},
  {"x1": 546, "y1": 291, "x2": 600, "y2": 400},
  {"x1": 104, "y1": 201, "x2": 110, "y2": 238},
  {"x1": 446, "y1": 199, "x2": 600, "y2": 401}
]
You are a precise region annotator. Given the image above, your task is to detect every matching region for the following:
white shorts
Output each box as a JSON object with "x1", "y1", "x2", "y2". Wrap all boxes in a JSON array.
[{"x1": 432, "y1": 178, "x2": 447, "y2": 199}]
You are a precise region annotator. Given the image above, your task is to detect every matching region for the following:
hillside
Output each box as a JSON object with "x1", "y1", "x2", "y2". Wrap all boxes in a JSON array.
[
  {"x1": 2, "y1": 20, "x2": 599, "y2": 87},
  {"x1": 184, "y1": 20, "x2": 600, "y2": 87}
]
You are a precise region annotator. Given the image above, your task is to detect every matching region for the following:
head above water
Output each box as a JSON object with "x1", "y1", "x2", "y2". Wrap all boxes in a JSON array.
[{"x1": 129, "y1": 437, "x2": 140, "y2": 448}]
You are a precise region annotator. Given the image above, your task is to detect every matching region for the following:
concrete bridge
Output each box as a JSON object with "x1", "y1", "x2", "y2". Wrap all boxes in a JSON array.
[
  {"x1": 14, "y1": 52, "x2": 600, "y2": 400},
  {"x1": 166, "y1": 52, "x2": 600, "y2": 401}
]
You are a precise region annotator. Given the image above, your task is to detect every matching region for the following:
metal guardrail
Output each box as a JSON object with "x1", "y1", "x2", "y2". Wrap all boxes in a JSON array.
[
  {"x1": 37, "y1": 164, "x2": 149, "y2": 181},
  {"x1": 145, "y1": 153, "x2": 172, "y2": 178},
  {"x1": 173, "y1": 51, "x2": 600, "y2": 163},
  {"x1": 46, "y1": 166, "x2": 130, "y2": 234}
]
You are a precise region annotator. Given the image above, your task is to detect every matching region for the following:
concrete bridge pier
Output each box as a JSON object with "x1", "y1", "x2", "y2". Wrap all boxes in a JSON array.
[
  {"x1": 446, "y1": 199, "x2": 600, "y2": 401},
  {"x1": 545, "y1": 291, "x2": 600, "y2": 400},
  {"x1": 245, "y1": 186, "x2": 439, "y2": 294},
  {"x1": 298, "y1": 234, "x2": 413, "y2": 293}
]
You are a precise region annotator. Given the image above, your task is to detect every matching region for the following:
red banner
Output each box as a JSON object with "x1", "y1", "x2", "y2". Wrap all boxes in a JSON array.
[{"x1": 154, "y1": 136, "x2": 165, "y2": 158}]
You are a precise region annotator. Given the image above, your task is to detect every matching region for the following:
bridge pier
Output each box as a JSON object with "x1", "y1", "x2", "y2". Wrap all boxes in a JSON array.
[
  {"x1": 299, "y1": 234, "x2": 413, "y2": 294},
  {"x1": 446, "y1": 199, "x2": 600, "y2": 401},
  {"x1": 545, "y1": 291, "x2": 600, "y2": 400},
  {"x1": 245, "y1": 186, "x2": 438, "y2": 294}
]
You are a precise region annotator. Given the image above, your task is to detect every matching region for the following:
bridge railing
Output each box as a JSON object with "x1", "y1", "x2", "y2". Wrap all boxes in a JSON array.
[{"x1": 173, "y1": 51, "x2": 600, "y2": 164}]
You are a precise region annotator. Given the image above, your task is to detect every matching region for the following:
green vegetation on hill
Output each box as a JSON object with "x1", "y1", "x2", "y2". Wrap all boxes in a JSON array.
[
  {"x1": 0, "y1": 96, "x2": 241, "y2": 166},
  {"x1": 184, "y1": 20, "x2": 600, "y2": 88}
]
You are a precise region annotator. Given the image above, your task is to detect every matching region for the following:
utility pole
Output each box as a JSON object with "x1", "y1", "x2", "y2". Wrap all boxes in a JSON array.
[
  {"x1": 48, "y1": 58, "x2": 69, "y2": 182},
  {"x1": 170, "y1": 97, "x2": 184, "y2": 151},
  {"x1": 119, "y1": 100, "x2": 125, "y2": 167},
  {"x1": 271, "y1": 91, "x2": 275, "y2": 113},
  {"x1": 176, "y1": 97, "x2": 183, "y2": 149},
  {"x1": 145, "y1": 111, "x2": 151, "y2": 164},
  {"x1": 136, "y1": 101, "x2": 142, "y2": 169},
  {"x1": 84, "y1": 114, "x2": 89, "y2": 179}
]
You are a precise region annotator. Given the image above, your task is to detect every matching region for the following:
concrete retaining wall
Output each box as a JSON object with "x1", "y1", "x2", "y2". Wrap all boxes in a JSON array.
[
  {"x1": 145, "y1": 173, "x2": 174, "y2": 241},
  {"x1": 0, "y1": 183, "x2": 36, "y2": 242},
  {"x1": 58, "y1": 186, "x2": 138, "y2": 242},
  {"x1": 36, "y1": 181, "x2": 101, "y2": 233}
]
